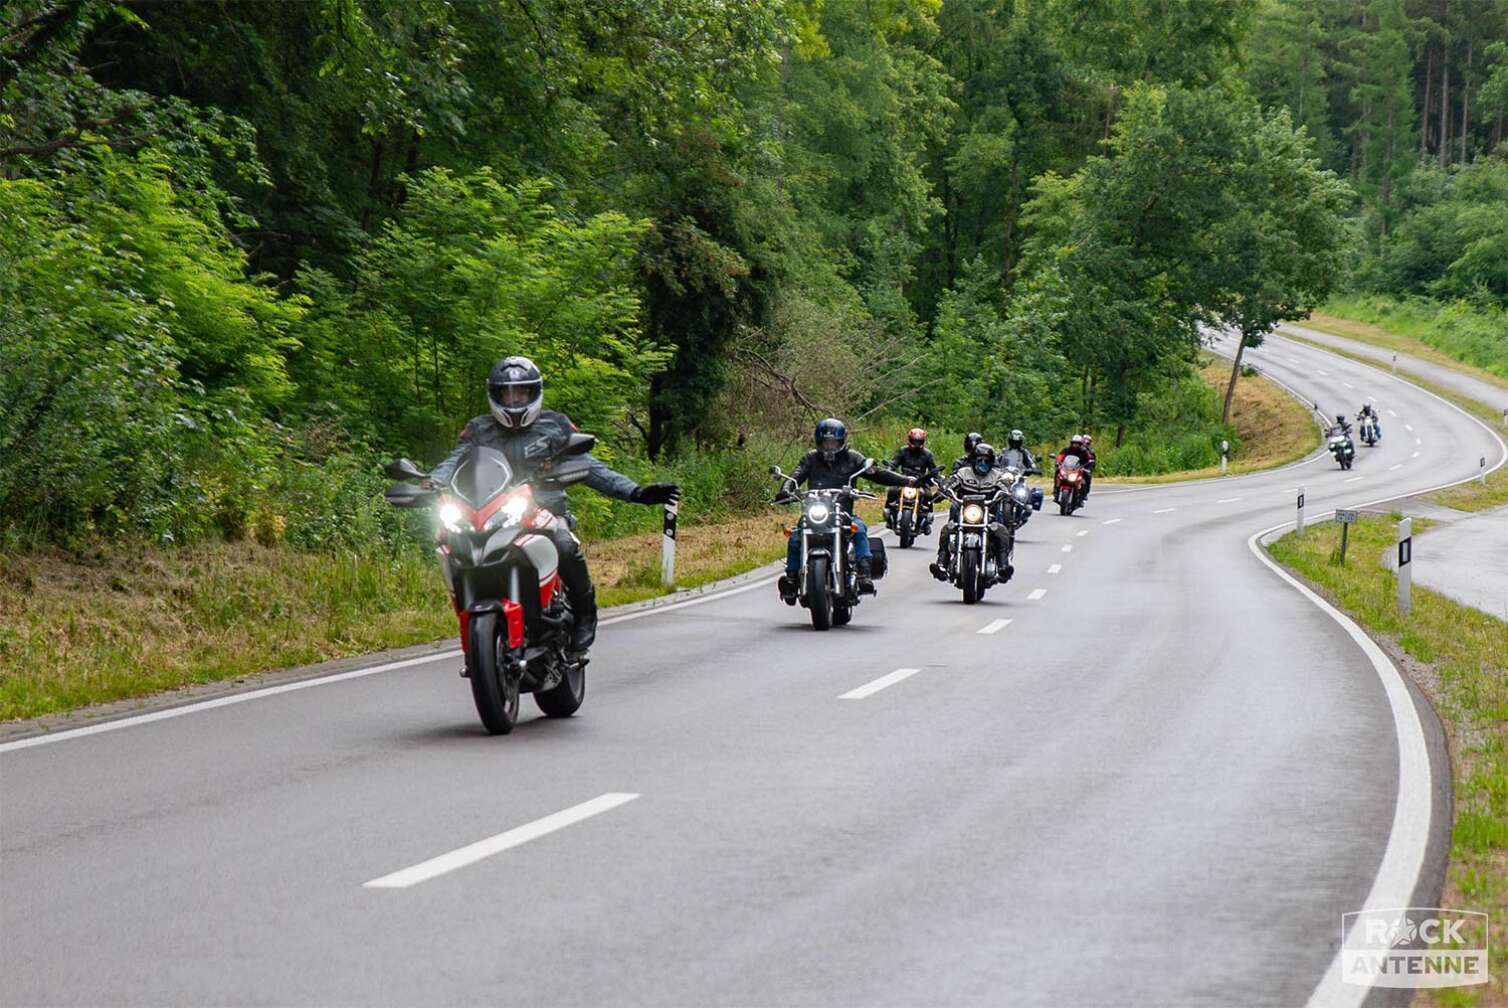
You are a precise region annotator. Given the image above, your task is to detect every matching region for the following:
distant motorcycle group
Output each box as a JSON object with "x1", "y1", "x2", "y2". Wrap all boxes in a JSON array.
[
  {"x1": 772, "y1": 423, "x2": 1097, "y2": 627},
  {"x1": 1326, "y1": 403, "x2": 1383, "y2": 470},
  {"x1": 378, "y1": 353, "x2": 1112, "y2": 732}
]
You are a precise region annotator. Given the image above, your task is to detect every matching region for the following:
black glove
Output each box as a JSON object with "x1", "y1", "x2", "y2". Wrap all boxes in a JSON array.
[{"x1": 633, "y1": 482, "x2": 680, "y2": 506}]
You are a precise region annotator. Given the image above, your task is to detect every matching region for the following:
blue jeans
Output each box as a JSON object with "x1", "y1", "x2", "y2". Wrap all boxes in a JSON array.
[{"x1": 787, "y1": 517, "x2": 869, "y2": 574}]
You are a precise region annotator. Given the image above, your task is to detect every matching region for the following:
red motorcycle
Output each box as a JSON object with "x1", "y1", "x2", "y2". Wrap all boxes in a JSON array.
[
  {"x1": 1054, "y1": 455, "x2": 1089, "y2": 516},
  {"x1": 383, "y1": 434, "x2": 597, "y2": 735}
]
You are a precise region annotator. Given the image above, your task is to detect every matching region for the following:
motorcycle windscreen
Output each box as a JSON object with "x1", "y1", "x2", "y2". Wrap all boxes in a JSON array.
[{"x1": 450, "y1": 447, "x2": 515, "y2": 509}]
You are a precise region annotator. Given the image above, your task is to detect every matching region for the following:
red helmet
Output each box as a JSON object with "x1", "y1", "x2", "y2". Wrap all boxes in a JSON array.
[{"x1": 907, "y1": 427, "x2": 927, "y2": 449}]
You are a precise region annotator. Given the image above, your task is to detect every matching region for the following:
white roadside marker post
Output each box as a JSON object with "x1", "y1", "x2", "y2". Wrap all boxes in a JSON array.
[
  {"x1": 1481, "y1": 455, "x2": 1488, "y2": 485},
  {"x1": 661, "y1": 499, "x2": 678, "y2": 587},
  {"x1": 1220, "y1": 439, "x2": 1229, "y2": 476},
  {"x1": 1296, "y1": 486, "x2": 1306, "y2": 537},
  {"x1": 1391, "y1": 351, "x2": 1397, "y2": 374},
  {"x1": 1397, "y1": 517, "x2": 1412, "y2": 616}
]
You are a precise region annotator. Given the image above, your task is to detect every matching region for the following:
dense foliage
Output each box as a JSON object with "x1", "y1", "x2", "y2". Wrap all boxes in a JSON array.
[{"x1": 3, "y1": 0, "x2": 1422, "y2": 550}]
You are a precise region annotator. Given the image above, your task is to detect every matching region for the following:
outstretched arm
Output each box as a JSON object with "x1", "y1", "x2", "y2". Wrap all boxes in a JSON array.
[{"x1": 583, "y1": 457, "x2": 678, "y2": 505}]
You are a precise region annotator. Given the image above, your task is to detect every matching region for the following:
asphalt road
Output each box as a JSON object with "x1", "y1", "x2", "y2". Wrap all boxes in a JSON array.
[{"x1": 2, "y1": 333, "x2": 1502, "y2": 1008}]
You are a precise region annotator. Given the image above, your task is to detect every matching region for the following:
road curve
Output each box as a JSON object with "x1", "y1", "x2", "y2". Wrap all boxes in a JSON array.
[{"x1": 2, "y1": 334, "x2": 1501, "y2": 1007}]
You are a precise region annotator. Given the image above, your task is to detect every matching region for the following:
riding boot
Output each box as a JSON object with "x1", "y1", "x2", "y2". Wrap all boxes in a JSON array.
[
  {"x1": 856, "y1": 557, "x2": 876, "y2": 595},
  {"x1": 569, "y1": 585, "x2": 597, "y2": 654},
  {"x1": 777, "y1": 573, "x2": 799, "y2": 605}
]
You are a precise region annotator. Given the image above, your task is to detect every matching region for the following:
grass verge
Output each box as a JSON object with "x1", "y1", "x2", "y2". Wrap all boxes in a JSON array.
[
  {"x1": 0, "y1": 512, "x2": 791, "y2": 722},
  {"x1": 1098, "y1": 355, "x2": 1321, "y2": 484},
  {"x1": 1314, "y1": 296, "x2": 1508, "y2": 389},
  {"x1": 1268, "y1": 517, "x2": 1507, "y2": 1006}
]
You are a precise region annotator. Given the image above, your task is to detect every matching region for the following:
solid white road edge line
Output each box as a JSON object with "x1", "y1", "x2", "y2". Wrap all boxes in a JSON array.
[
  {"x1": 1244, "y1": 347, "x2": 1507, "y2": 1008},
  {"x1": 976, "y1": 619, "x2": 1011, "y2": 636},
  {"x1": 364, "y1": 793, "x2": 639, "y2": 889},
  {"x1": 1252, "y1": 523, "x2": 1429, "y2": 1008},
  {"x1": 1026, "y1": 588, "x2": 1047, "y2": 600},
  {"x1": 1344, "y1": 476, "x2": 1364, "y2": 483},
  {"x1": 839, "y1": 667, "x2": 922, "y2": 700},
  {"x1": 0, "y1": 652, "x2": 462, "y2": 755}
]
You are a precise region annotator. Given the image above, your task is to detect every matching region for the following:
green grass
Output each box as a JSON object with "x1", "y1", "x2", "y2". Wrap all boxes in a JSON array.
[
  {"x1": 1268, "y1": 517, "x2": 1508, "y2": 1005},
  {"x1": 1319, "y1": 294, "x2": 1508, "y2": 387},
  {"x1": 1432, "y1": 465, "x2": 1508, "y2": 514}
]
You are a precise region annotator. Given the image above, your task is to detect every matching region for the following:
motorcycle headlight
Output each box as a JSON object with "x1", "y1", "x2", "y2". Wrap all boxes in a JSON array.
[
  {"x1": 438, "y1": 501, "x2": 467, "y2": 533},
  {"x1": 901, "y1": 487, "x2": 918, "y2": 500},
  {"x1": 1013, "y1": 484, "x2": 1030, "y2": 500},
  {"x1": 962, "y1": 503, "x2": 986, "y2": 524},
  {"x1": 806, "y1": 502, "x2": 830, "y2": 524}
]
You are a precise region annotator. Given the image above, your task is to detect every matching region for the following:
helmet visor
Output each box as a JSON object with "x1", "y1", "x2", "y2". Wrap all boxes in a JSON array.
[
  {"x1": 818, "y1": 436, "x2": 844, "y2": 456},
  {"x1": 490, "y1": 381, "x2": 541, "y2": 410}
]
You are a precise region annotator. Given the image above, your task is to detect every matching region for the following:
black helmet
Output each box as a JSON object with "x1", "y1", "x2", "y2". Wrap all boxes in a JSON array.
[
  {"x1": 1336, "y1": 414, "x2": 1346, "y2": 425},
  {"x1": 1008, "y1": 429, "x2": 1024, "y2": 449},
  {"x1": 964, "y1": 431, "x2": 982, "y2": 455},
  {"x1": 488, "y1": 356, "x2": 543, "y2": 429},
  {"x1": 815, "y1": 418, "x2": 848, "y2": 461},
  {"x1": 971, "y1": 442, "x2": 996, "y2": 474},
  {"x1": 907, "y1": 427, "x2": 927, "y2": 450}
]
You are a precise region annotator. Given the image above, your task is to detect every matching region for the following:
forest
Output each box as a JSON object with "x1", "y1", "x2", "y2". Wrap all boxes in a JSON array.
[{"x1": 2, "y1": 0, "x2": 1504, "y2": 552}]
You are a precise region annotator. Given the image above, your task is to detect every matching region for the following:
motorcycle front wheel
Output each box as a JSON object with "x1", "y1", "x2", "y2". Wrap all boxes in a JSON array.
[
  {"x1": 807, "y1": 556, "x2": 833, "y2": 630},
  {"x1": 961, "y1": 548, "x2": 981, "y2": 604},
  {"x1": 898, "y1": 513, "x2": 914, "y2": 549},
  {"x1": 466, "y1": 612, "x2": 520, "y2": 735}
]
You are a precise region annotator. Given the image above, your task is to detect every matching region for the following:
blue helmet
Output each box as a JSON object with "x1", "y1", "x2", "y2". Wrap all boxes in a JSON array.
[{"x1": 815, "y1": 418, "x2": 847, "y2": 461}]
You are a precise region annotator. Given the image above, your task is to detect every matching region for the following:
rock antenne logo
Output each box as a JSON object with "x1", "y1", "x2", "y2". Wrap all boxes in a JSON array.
[{"x1": 1341, "y1": 908, "x2": 1489, "y2": 989}]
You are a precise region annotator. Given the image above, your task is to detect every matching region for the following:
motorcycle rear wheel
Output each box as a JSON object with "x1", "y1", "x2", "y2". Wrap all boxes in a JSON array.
[
  {"x1": 534, "y1": 657, "x2": 586, "y2": 718},
  {"x1": 467, "y1": 612, "x2": 520, "y2": 735},
  {"x1": 807, "y1": 557, "x2": 833, "y2": 631}
]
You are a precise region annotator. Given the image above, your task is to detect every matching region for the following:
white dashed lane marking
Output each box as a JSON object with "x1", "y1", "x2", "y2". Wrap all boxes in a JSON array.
[
  {"x1": 1047, "y1": 563, "x2": 1062, "y2": 574},
  {"x1": 976, "y1": 619, "x2": 1011, "y2": 636},
  {"x1": 839, "y1": 668, "x2": 923, "y2": 700},
  {"x1": 1027, "y1": 588, "x2": 1047, "y2": 601}
]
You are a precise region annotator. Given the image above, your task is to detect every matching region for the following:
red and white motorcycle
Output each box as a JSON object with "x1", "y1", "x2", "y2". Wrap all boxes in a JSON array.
[{"x1": 384, "y1": 434, "x2": 597, "y2": 735}]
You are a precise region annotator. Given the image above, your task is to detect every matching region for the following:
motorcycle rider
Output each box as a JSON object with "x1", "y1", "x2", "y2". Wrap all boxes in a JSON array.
[
  {"x1": 428, "y1": 356, "x2": 679, "y2": 656},
  {"x1": 950, "y1": 432, "x2": 985, "y2": 474},
  {"x1": 1056, "y1": 434, "x2": 1096, "y2": 500},
  {"x1": 932, "y1": 441, "x2": 1014, "y2": 582},
  {"x1": 998, "y1": 429, "x2": 1039, "y2": 475},
  {"x1": 886, "y1": 427, "x2": 939, "y2": 509},
  {"x1": 777, "y1": 418, "x2": 913, "y2": 602},
  {"x1": 1357, "y1": 403, "x2": 1382, "y2": 440},
  {"x1": 1332, "y1": 413, "x2": 1353, "y2": 437}
]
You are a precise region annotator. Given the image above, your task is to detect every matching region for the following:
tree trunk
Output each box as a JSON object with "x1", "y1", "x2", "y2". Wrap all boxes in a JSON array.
[
  {"x1": 1221, "y1": 336, "x2": 1247, "y2": 426},
  {"x1": 1440, "y1": 58, "x2": 1451, "y2": 168},
  {"x1": 1114, "y1": 422, "x2": 1126, "y2": 449},
  {"x1": 1461, "y1": 42, "x2": 1472, "y2": 163},
  {"x1": 1420, "y1": 45, "x2": 1433, "y2": 159}
]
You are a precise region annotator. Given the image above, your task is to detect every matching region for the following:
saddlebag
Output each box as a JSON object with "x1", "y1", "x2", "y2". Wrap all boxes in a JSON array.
[{"x1": 867, "y1": 537, "x2": 889, "y2": 579}]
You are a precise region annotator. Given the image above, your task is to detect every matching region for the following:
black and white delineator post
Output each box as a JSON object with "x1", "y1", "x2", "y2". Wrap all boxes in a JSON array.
[
  {"x1": 660, "y1": 499, "x2": 678, "y2": 587},
  {"x1": 1295, "y1": 486, "x2": 1306, "y2": 537},
  {"x1": 1220, "y1": 439, "x2": 1229, "y2": 475},
  {"x1": 1482, "y1": 455, "x2": 1489, "y2": 485},
  {"x1": 1397, "y1": 517, "x2": 1413, "y2": 616}
]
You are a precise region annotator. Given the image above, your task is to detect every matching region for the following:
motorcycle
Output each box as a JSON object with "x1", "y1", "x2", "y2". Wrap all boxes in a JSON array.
[
  {"x1": 1054, "y1": 456, "x2": 1089, "y2": 515},
  {"x1": 936, "y1": 478, "x2": 1013, "y2": 604},
  {"x1": 1359, "y1": 414, "x2": 1380, "y2": 446},
  {"x1": 1328, "y1": 427, "x2": 1356, "y2": 470},
  {"x1": 884, "y1": 475, "x2": 936, "y2": 548},
  {"x1": 771, "y1": 463, "x2": 889, "y2": 630},
  {"x1": 382, "y1": 435, "x2": 598, "y2": 735},
  {"x1": 1000, "y1": 466, "x2": 1044, "y2": 532}
]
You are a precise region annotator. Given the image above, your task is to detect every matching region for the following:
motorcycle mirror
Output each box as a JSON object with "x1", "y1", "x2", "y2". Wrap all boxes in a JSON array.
[
  {"x1": 562, "y1": 432, "x2": 597, "y2": 456},
  {"x1": 768, "y1": 466, "x2": 781, "y2": 477},
  {"x1": 383, "y1": 458, "x2": 426, "y2": 482}
]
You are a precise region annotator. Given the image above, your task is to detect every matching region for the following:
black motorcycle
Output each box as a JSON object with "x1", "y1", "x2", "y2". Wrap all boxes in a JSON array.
[
  {"x1": 1000, "y1": 466, "x2": 1043, "y2": 532},
  {"x1": 1327, "y1": 426, "x2": 1356, "y2": 470},
  {"x1": 1359, "y1": 414, "x2": 1381, "y2": 446},
  {"x1": 936, "y1": 477, "x2": 1013, "y2": 604},
  {"x1": 383, "y1": 435, "x2": 597, "y2": 735},
  {"x1": 771, "y1": 463, "x2": 889, "y2": 630}
]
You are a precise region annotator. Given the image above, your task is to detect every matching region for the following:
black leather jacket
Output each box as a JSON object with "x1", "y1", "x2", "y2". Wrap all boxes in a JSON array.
[
  {"x1": 429, "y1": 410, "x2": 641, "y2": 515},
  {"x1": 889, "y1": 445, "x2": 938, "y2": 480},
  {"x1": 786, "y1": 448, "x2": 908, "y2": 514}
]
